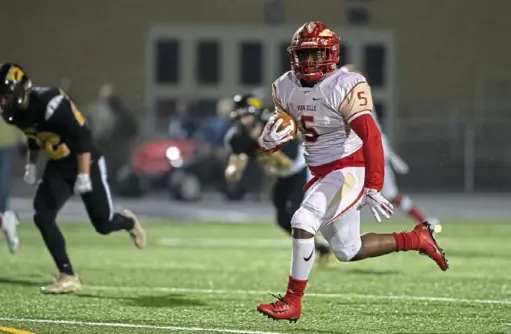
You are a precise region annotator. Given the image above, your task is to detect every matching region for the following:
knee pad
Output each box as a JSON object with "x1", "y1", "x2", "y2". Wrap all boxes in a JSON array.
[
  {"x1": 291, "y1": 206, "x2": 321, "y2": 235},
  {"x1": 331, "y1": 237, "x2": 362, "y2": 262}
]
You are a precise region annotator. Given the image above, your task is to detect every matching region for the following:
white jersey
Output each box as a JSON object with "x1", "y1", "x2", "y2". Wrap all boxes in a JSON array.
[{"x1": 272, "y1": 69, "x2": 373, "y2": 167}]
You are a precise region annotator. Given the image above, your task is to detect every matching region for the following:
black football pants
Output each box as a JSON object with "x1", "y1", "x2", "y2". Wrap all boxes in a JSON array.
[
  {"x1": 33, "y1": 157, "x2": 134, "y2": 275},
  {"x1": 271, "y1": 168, "x2": 307, "y2": 235}
]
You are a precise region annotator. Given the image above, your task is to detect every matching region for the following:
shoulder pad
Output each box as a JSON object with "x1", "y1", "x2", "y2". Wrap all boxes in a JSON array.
[
  {"x1": 321, "y1": 70, "x2": 367, "y2": 110},
  {"x1": 322, "y1": 70, "x2": 366, "y2": 92}
]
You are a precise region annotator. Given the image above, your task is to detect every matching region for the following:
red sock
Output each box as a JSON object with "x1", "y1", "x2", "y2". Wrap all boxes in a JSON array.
[
  {"x1": 392, "y1": 231, "x2": 421, "y2": 252},
  {"x1": 286, "y1": 276, "x2": 308, "y2": 301}
]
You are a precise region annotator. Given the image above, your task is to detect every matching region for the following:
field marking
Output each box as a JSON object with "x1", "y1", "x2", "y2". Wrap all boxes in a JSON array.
[
  {"x1": 158, "y1": 238, "x2": 290, "y2": 248},
  {"x1": 0, "y1": 326, "x2": 35, "y2": 334},
  {"x1": 0, "y1": 318, "x2": 281, "y2": 334},
  {"x1": 86, "y1": 285, "x2": 511, "y2": 306}
]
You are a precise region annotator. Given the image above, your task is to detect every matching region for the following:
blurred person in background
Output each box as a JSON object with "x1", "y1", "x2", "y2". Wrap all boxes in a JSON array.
[
  {"x1": 0, "y1": 63, "x2": 146, "y2": 293},
  {"x1": 0, "y1": 116, "x2": 20, "y2": 253},
  {"x1": 86, "y1": 84, "x2": 138, "y2": 180},
  {"x1": 342, "y1": 64, "x2": 440, "y2": 231},
  {"x1": 203, "y1": 97, "x2": 233, "y2": 147},
  {"x1": 168, "y1": 99, "x2": 195, "y2": 140},
  {"x1": 223, "y1": 94, "x2": 331, "y2": 262}
]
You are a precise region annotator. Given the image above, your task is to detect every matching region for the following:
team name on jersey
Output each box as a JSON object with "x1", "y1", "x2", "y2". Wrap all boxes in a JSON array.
[{"x1": 297, "y1": 104, "x2": 316, "y2": 112}]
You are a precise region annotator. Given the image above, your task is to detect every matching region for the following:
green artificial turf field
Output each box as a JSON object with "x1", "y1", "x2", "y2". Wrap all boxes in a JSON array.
[{"x1": 0, "y1": 220, "x2": 509, "y2": 334}]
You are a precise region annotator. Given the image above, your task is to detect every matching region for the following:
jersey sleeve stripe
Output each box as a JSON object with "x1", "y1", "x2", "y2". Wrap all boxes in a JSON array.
[
  {"x1": 45, "y1": 94, "x2": 65, "y2": 121},
  {"x1": 346, "y1": 110, "x2": 372, "y2": 124}
]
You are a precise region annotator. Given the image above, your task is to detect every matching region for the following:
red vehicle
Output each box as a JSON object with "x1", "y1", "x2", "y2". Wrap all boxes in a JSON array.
[
  {"x1": 115, "y1": 138, "x2": 245, "y2": 201},
  {"x1": 116, "y1": 139, "x2": 203, "y2": 201}
]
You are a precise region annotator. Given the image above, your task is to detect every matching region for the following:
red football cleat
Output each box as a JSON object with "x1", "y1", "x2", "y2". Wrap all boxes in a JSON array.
[
  {"x1": 257, "y1": 294, "x2": 301, "y2": 323},
  {"x1": 415, "y1": 222, "x2": 449, "y2": 271}
]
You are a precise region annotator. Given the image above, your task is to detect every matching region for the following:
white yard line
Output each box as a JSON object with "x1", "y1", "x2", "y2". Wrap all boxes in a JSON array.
[
  {"x1": 0, "y1": 318, "x2": 282, "y2": 334},
  {"x1": 158, "y1": 238, "x2": 290, "y2": 248},
  {"x1": 85, "y1": 285, "x2": 511, "y2": 305}
]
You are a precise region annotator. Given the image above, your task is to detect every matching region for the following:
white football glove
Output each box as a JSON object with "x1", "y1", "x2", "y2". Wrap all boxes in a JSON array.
[
  {"x1": 74, "y1": 173, "x2": 93, "y2": 195},
  {"x1": 23, "y1": 164, "x2": 37, "y2": 185},
  {"x1": 357, "y1": 188, "x2": 394, "y2": 223},
  {"x1": 388, "y1": 153, "x2": 409, "y2": 175},
  {"x1": 258, "y1": 115, "x2": 295, "y2": 151}
]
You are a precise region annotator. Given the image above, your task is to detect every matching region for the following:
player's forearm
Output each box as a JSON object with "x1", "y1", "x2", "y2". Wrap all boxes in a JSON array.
[
  {"x1": 77, "y1": 152, "x2": 91, "y2": 174},
  {"x1": 350, "y1": 114, "x2": 384, "y2": 190},
  {"x1": 27, "y1": 150, "x2": 39, "y2": 165}
]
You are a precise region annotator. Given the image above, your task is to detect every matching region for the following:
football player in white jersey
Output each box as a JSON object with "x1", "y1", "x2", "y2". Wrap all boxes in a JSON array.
[
  {"x1": 256, "y1": 21, "x2": 449, "y2": 322},
  {"x1": 341, "y1": 64, "x2": 441, "y2": 230}
]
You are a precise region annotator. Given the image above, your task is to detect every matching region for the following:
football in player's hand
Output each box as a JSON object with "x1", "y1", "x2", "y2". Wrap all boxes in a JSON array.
[{"x1": 275, "y1": 113, "x2": 297, "y2": 135}]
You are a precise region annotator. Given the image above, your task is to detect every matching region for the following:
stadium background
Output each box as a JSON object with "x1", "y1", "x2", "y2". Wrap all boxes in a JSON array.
[{"x1": 1, "y1": 0, "x2": 510, "y2": 220}]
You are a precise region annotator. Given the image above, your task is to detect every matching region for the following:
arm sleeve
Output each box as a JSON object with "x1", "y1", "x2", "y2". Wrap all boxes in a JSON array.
[
  {"x1": 340, "y1": 83, "x2": 384, "y2": 190},
  {"x1": 45, "y1": 91, "x2": 93, "y2": 154}
]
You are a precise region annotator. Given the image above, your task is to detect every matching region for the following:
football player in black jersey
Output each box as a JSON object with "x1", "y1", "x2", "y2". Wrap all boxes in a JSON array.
[
  {"x1": 224, "y1": 94, "x2": 331, "y2": 262},
  {"x1": 0, "y1": 63, "x2": 147, "y2": 294}
]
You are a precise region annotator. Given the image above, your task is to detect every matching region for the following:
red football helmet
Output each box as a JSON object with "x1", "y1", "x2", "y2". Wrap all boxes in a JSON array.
[{"x1": 288, "y1": 21, "x2": 340, "y2": 83}]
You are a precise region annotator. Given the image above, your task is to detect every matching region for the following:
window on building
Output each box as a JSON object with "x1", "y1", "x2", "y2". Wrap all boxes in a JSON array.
[
  {"x1": 279, "y1": 42, "x2": 290, "y2": 75},
  {"x1": 240, "y1": 42, "x2": 263, "y2": 85},
  {"x1": 339, "y1": 44, "x2": 349, "y2": 67},
  {"x1": 364, "y1": 44, "x2": 386, "y2": 87},
  {"x1": 373, "y1": 101, "x2": 386, "y2": 130},
  {"x1": 155, "y1": 40, "x2": 180, "y2": 84},
  {"x1": 196, "y1": 41, "x2": 220, "y2": 84}
]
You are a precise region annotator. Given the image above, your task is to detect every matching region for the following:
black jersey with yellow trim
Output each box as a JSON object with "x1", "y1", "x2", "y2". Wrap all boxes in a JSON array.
[{"x1": 2, "y1": 86, "x2": 100, "y2": 161}]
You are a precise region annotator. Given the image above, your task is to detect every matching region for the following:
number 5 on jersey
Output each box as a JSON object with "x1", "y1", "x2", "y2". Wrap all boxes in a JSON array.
[{"x1": 300, "y1": 116, "x2": 319, "y2": 143}]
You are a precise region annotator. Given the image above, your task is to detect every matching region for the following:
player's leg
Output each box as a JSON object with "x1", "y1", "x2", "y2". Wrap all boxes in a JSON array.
[
  {"x1": 1, "y1": 211, "x2": 19, "y2": 253},
  {"x1": 81, "y1": 157, "x2": 146, "y2": 248},
  {"x1": 258, "y1": 168, "x2": 363, "y2": 321},
  {"x1": 0, "y1": 147, "x2": 19, "y2": 253},
  {"x1": 382, "y1": 162, "x2": 438, "y2": 226},
  {"x1": 324, "y1": 214, "x2": 448, "y2": 268},
  {"x1": 271, "y1": 175, "x2": 292, "y2": 235},
  {"x1": 290, "y1": 168, "x2": 331, "y2": 262},
  {"x1": 33, "y1": 164, "x2": 80, "y2": 293},
  {"x1": 321, "y1": 176, "x2": 448, "y2": 269}
]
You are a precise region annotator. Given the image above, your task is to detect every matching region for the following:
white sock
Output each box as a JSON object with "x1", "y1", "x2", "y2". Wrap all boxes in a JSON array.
[{"x1": 290, "y1": 238, "x2": 316, "y2": 280}]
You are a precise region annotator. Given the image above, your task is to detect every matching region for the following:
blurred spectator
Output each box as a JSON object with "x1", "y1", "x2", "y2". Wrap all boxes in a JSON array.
[
  {"x1": 85, "y1": 84, "x2": 138, "y2": 179},
  {"x1": 167, "y1": 100, "x2": 195, "y2": 139},
  {"x1": 202, "y1": 97, "x2": 234, "y2": 147},
  {"x1": 0, "y1": 119, "x2": 21, "y2": 213}
]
